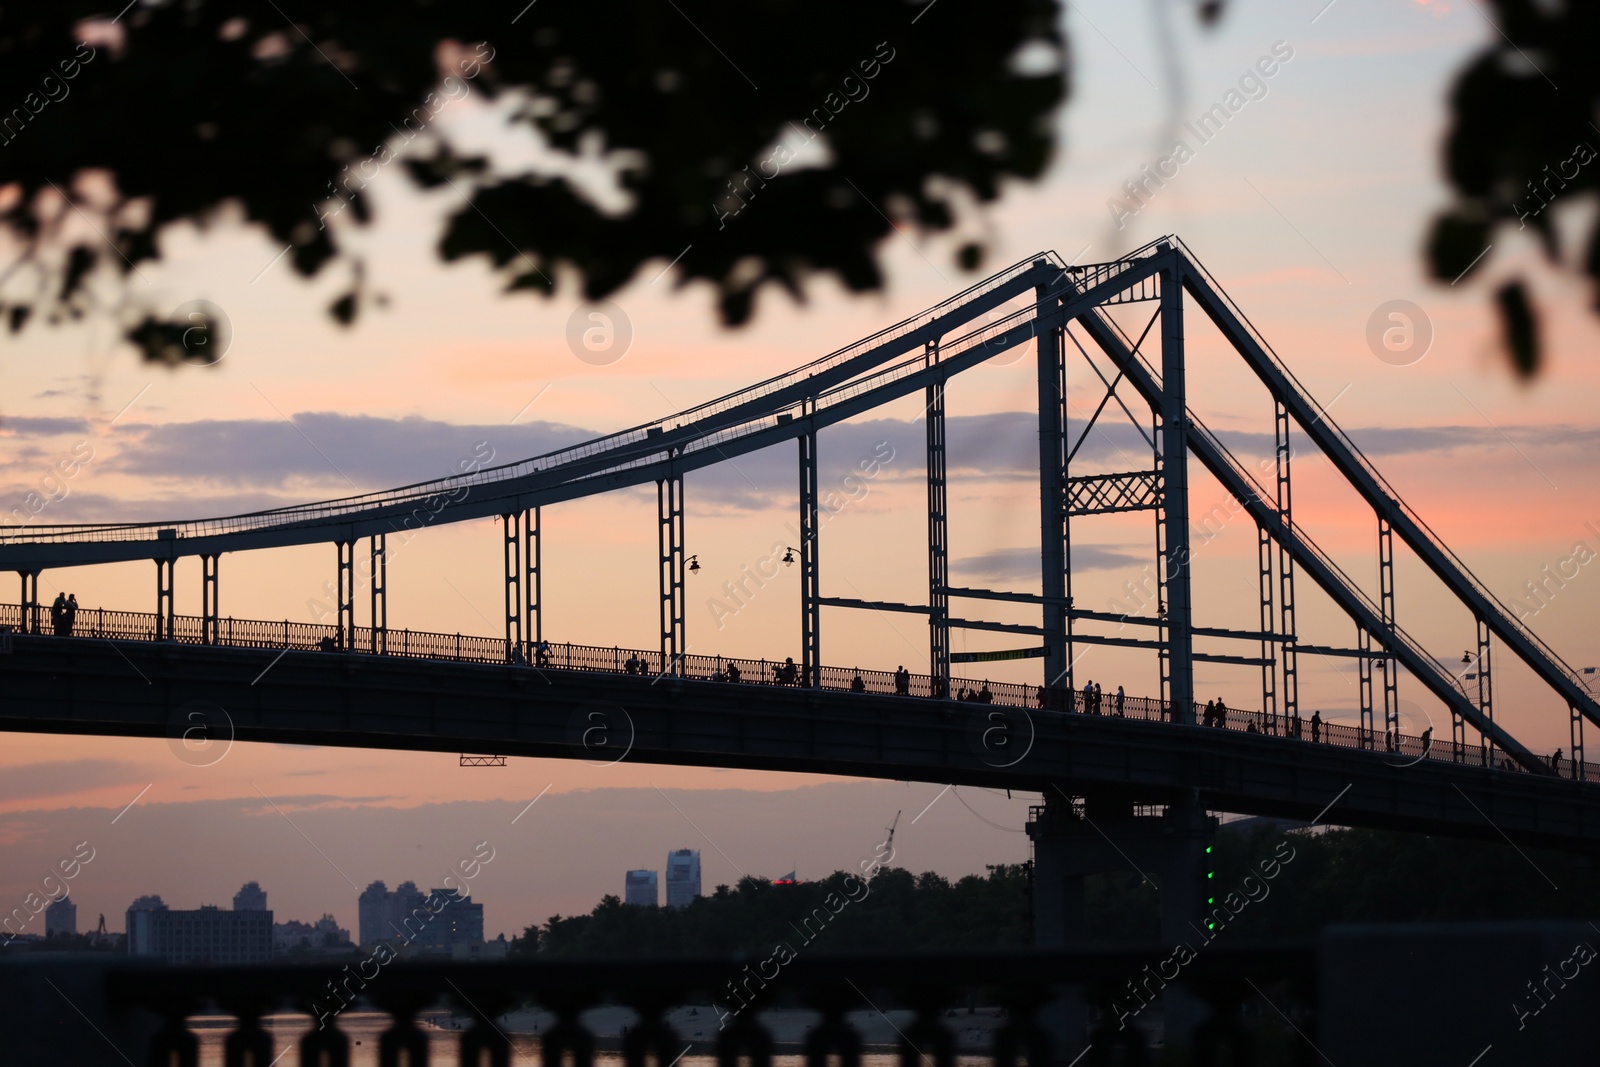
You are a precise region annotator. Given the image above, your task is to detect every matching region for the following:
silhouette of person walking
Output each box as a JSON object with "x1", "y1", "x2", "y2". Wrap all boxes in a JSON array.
[
  {"x1": 1291, "y1": 709, "x2": 1303, "y2": 739},
  {"x1": 1203, "y1": 698, "x2": 1216, "y2": 727},
  {"x1": 50, "y1": 591, "x2": 66, "y2": 636},
  {"x1": 1115, "y1": 685, "x2": 1125, "y2": 716},
  {"x1": 1552, "y1": 748, "x2": 1564, "y2": 775},
  {"x1": 1214, "y1": 698, "x2": 1227, "y2": 729},
  {"x1": 1310, "y1": 710, "x2": 1322, "y2": 744},
  {"x1": 64, "y1": 594, "x2": 78, "y2": 636},
  {"x1": 894, "y1": 665, "x2": 910, "y2": 695}
]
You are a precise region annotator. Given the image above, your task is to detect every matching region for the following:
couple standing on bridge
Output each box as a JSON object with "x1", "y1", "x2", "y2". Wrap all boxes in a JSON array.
[{"x1": 49, "y1": 591, "x2": 78, "y2": 636}]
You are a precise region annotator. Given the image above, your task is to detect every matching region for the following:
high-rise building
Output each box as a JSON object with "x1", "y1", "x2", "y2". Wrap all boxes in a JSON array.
[
  {"x1": 359, "y1": 880, "x2": 428, "y2": 946},
  {"x1": 358, "y1": 881, "x2": 392, "y2": 947},
  {"x1": 625, "y1": 869, "x2": 659, "y2": 907},
  {"x1": 359, "y1": 880, "x2": 479, "y2": 954},
  {"x1": 412, "y1": 887, "x2": 484, "y2": 956},
  {"x1": 124, "y1": 895, "x2": 272, "y2": 964},
  {"x1": 44, "y1": 896, "x2": 76, "y2": 938},
  {"x1": 233, "y1": 882, "x2": 267, "y2": 911},
  {"x1": 665, "y1": 849, "x2": 701, "y2": 908}
]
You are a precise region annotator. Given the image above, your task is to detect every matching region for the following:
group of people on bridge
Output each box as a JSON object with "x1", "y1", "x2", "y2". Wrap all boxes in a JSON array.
[
  {"x1": 1034, "y1": 680, "x2": 1124, "y2": 715},
  {"x1": 48, "y1": 592, "x2": 79, "y2": 637}
]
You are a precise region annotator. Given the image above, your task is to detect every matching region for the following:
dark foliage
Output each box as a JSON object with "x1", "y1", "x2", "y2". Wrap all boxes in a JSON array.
[
  {"x1": 509, "y1": 826, "x2": 1599, "y2": 959},
  {"x1": 512, "y1": 865, "x2": 1033, "y2": 958},
  {"x1": 1428, "y1": 1, "x2": 1600, "y2": 375},
  {"x1": 0, "y1": 1, "x2": 1066, "y2": 356}
]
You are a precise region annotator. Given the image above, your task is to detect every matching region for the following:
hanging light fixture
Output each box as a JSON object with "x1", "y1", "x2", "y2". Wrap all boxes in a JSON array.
[
  {"x1": 687, "y1": 554, "x2": 701, "y2": 574},
  {"x1": 781, "y1": 547, "x2": 797, "y2": 566}
]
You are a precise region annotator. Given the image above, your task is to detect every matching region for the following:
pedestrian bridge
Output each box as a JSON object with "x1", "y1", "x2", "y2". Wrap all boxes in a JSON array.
[{"x1": 2, "y1": 235, "x2": 1597, "y2": 848}]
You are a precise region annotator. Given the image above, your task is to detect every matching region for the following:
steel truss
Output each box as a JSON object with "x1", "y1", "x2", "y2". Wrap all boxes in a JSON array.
[
  {"x1": 658, "y1": 474, "x2": 686, "y2": 677},
  {"x1": 798, "y1": 426, "x2": 820, "y2": 687},
  {"x1": 6, "y1": 236, "x2": 1592, "y2": 779}
]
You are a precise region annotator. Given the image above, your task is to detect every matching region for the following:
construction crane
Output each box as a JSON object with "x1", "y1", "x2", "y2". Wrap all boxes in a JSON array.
[{"x1": 882, "y1": 810, "x2": 901, "y2": 858}]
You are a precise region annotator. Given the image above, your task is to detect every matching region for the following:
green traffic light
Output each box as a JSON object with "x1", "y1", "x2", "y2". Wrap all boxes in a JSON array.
[
  {"x1": 1205, "y1": 846, "x2": 1212, "y2": 854},
  {"x1": 1206, "y1": 871, "x2": 1213, "y2": 879}
]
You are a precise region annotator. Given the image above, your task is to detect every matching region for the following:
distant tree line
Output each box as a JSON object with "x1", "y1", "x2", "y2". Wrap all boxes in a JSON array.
[{"x1": 512, "y1": 825, "x2": 1600, "y2": 957}]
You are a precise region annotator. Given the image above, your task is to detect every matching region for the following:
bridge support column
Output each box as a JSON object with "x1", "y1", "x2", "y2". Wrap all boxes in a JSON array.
[
  {"x1": 1028, "y1": 792, "x2": 1216, "y2": 1054},
  {"x1": 18, "y1": 571, "x2": 38, "y2": 634},
  {"x1": 336, "y1": 541, "x2": 354, "y2": 650},
  {"x1": 1258, "y1": 524, "x2": 1278, "y2": 735},
  {"x1": 1275, "y1": 399, "x2": 1298, "y2": 724},
  {"x1": 1158, "y1": 257, "x2": 1194, "y2": 722},
  {"x1": 926, "y1": 371, "x2": 949, "y2": 692},
  {"x1": 154, "y1": 559, "x2": 175, "y2": 640},
  {"x1": 370, "y1": 535, "x2": 386, "y2": 654},
  {"x1": 526, "y1": 507, "x2": 541, "y2": 648},
  {"x1": 1359, "y1": 627, "x2": 1375, "y2": 749},
  {"x1": 1378, "y1": 517, "x2": 1398, "y2": 745},
  {"x1": 1473, "y1": 617, "x2": 1492, "y2": 764},
  {"x1": 658, "y1": 474, "x2": 685, "y2": 676},
  {"x1": 201, "y1": 555, "x2": 219, "y2": 645},
  {"x1": 502, "y1": 514, "x2": 522, "y2": 659},
  {"x1": 798, "y1": 429, "x2": 820, "y2": 687},
  {"x1": 1037, "y1": 293, "x2": 1070, "y2": 695}
]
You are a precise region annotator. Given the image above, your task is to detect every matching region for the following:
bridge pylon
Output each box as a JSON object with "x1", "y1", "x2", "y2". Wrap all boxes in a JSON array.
[{"x1": 1028, "y1": 790, "x2": 1216, "y2": 1054}]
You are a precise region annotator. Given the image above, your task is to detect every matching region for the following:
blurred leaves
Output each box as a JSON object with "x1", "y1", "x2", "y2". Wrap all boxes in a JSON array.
[
  {"x1": 0, "y1": 1, "x2": 1070, "y2": 356},
  {"x1": 1495, "y1": 279, "x2": 1540, "y2": 379},
  {"x1": 1431, "y1": 1, "x2": 1600, "y2": 374}
]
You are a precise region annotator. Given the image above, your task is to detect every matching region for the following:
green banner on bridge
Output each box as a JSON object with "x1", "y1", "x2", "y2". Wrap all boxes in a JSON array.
[{"x1": 950, "y1": 647, "x2": 1046, "y2": 664}]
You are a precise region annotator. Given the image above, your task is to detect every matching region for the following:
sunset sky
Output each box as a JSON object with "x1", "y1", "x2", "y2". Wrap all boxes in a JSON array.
[{"x1": 3, "y1": 0, "x2": 1598, "y2": 940}]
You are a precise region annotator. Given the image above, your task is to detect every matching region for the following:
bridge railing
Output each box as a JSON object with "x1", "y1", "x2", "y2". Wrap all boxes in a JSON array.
[
  {"x1": 5, "y1": 602, "x2": 1593, "y2": 783},
  {"x1": 88, "y1": 945, "x2": 1314, "y2": 1067}
]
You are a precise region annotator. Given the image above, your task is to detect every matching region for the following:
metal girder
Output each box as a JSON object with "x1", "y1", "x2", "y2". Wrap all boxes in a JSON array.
[
  {"x1": 18, "y1": 572, "x2": 38, "y2": 634},
  {"x1": 928, "y1": 371, "x2": 950, "y2": 689},
  {"x1": 1067, "y1": 470, "x2": 1161, "y2": 515},
  {"x1": 799, "y1": 428, "x2": 820, "y2": 687},
  {"x1": 1258, "y1": 524, "x2": 1278, "y2": 735},
  {"x1": 1275, "y1": 400, "x2": 1298, "y2": 721},
  {"x1": 1359, "y1": 628, "x2": 1376, "y2": 750},
  {"x1": 155, "y1": 558, "x2": 175, "y2": 641},
  {"x1": 1378, "y1": 517, "x2": 1398, "y2": 737},
  {"x1": 526, "y1": 507, "x2": 542, "y2": 648},
  {"x1": 202, "y1": 555, "x2": 219, "y2": 646},
  {"x1": 503, "y1": 513, "x2": 522, "y2": 657},
  {"x1": 336, "y1": 540, "x2": 354, "y2": 650},
  {"x1": 1179, "y1": 257, "x2": 1600, "y2": 737},
  {"x1": 0, "y1": 260, "x2": 1169, "y2": 576},
  {"x1": 1064, "y1": 266, "x2": 1546, "y2": 772},
  {"x1": 1038, "y1": 289, "x2": 1069, "y2": 692},
  {"x1": 658, "y1": 475, "x2": 686, "y2": 676},
  {"x1": 1158, "y1": 259, "x2": 1194, "y2": 723},
  {"x1": 817, "y1": 596, "x2": 926, "y2": 615},
  {"x1": 370, "y1": 534, "x2": 386, "y2": 655}
]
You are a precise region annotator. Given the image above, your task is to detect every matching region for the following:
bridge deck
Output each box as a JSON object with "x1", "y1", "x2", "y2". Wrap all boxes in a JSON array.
[{"x1": 5, "y1": 602, "x2": 1600, "y2": 850}]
